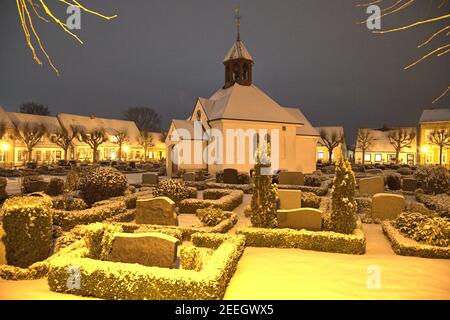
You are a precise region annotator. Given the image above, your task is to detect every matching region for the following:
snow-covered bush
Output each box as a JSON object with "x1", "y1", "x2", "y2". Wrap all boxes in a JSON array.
[
  {"x1": 386, "y1": 173, "x2": 401, "y2": 190},
  {"x1": 250, "y1": 159, "x2": 277, "y2": 228},
  {"x1": 196, "y1": 206, "x2": 232, "y2": 227},
  {"x1": 329, "y1": 159, "x2": 357, "y2": 234},
  {"x1": 413, "y1": 217, "x2": 450, "y2": 247},
  {"x1": 45, "y1": 177, "x2": 65, "y2": 196},
  {"x1": 153, "y1": 179, "x2": 191, "y2": 205},
  {"x1": 0, "y1": 177, "x2": 7, "y2": 202},
  {"x1": 180, "y1": 246, "x2": 203, "y2": 271},
  {"x1": 1, "y1": 195, "x2": 53, "y2": 267},
  {"x1": 80, "y1": 166, "x2": 128, "y2": 204},
  {"x1": 301, "y1": 192, "x2": 321, "y2": 208},
  {"x1": 84, "y1": 223, "x2": 123, "y2": 260},
  {"x1": 304, "y1": 175, "x2": 322, "y2": 187},
  {"x1": 53, "y1": 195, "x2": 88, "y2": 211},
  {"x1": 414, "y1": 165, "x2": 449, "y2": 195},
  {"x1": 394, "y1": 212, "x2": 429, "y2": 237}
]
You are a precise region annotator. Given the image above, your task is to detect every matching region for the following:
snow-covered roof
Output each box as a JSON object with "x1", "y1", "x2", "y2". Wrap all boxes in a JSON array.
[
  {"x1": 0, "y1": 106, "x2": 14, "y2": 128},
  {"x1": 57, "y1": 113, "x2": 141, "y2": 143},
  {"x1": 200, "y1": 84, "x2": 304, "y2": 125},
  {"x1": 355, "y1": 127, "x2": 417, "y2": 152},
  {"x1": 223, "y1": 40, "x2": 253, "y2": 62},
  {"x1": 7, "y1": 112, "x2": 62, "y2": 133},
  {"x1": 283, "y1": 107, "x2": 319, "y2": 136},
  {"x1": 419, "y1": 108, "x2": 450, "y2": 123}
]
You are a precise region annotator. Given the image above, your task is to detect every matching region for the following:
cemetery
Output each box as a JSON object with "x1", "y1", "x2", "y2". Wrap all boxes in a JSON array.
[{"x1": 0, "y1": 157, "x2": 449, "y2": 299}]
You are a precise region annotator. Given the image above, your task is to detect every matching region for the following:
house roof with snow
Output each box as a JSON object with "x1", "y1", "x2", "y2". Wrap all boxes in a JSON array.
[
  {"x1": 419, "y1": 108, "x2": 450, "y2": 123},
  {"x1": 223, "y1": 40, "x2": 253, "y2": 62},
  {"x1": 355, "y1": 127, "x2": 417, "y2": 152},
  {"x1": 0, "y1": 106, "x2": 14, "y2": 129},
  {"x1": 7, "y1": 111, "x2": 62, "y2": 133}
]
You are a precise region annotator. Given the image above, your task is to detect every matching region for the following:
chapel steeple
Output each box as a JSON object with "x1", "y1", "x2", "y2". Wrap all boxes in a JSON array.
[{"x1": 223, "y1": 8, "x2": 254, "y2": 89}]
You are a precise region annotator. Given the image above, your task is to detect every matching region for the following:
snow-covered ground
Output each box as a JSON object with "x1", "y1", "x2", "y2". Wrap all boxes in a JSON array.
[{"x1": 0, "y1": 191, "x2": 449, "y2": 300}]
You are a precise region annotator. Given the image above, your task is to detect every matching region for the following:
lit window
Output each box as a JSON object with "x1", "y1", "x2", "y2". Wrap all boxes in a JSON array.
[
  {"x1": 375, "y1": 154, "x2": 382, "y2": 162},
  {"x1": 364, "y1": 154, "x2": 371, "y2": 162},
  {"x1": 318, "y1": 151, "x2": 324, "y2": 160}
]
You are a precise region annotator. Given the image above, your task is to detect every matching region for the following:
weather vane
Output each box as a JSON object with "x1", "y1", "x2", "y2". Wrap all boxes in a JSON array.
[{"x1": 235, "y1": 7, "x2": 242, "y2": 41}]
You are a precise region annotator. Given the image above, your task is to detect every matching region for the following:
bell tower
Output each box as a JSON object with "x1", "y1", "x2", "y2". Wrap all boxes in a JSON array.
[{"x1": 223, "y1": 8, "x2": 254, "y2": 89}]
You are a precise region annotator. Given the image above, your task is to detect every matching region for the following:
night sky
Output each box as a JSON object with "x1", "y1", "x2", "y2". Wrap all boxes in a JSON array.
[{"x1": 0, "y1": 0, "x2": 448, "y2": 144}]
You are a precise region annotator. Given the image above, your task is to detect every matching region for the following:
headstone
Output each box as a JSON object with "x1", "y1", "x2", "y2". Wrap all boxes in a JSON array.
[
  {"x1": 278, "y1": 189, "x2": 302, "y2": 210},
  {"x1": 277, "y1": 208, "x2": 322, "y2": 231},
  {"x1": 142, "y1": 173, "x2": 158, "y2": 185},
  {"x1": 278, "y1": 171, "x2": 304, "y2": 186},
  {"x1": 135, "y1": 196, "x2": 178, "y2": 225},
  {"x1": 371, "y1": 193, "x2": 406, "y2": 220},
  {"x1": 402, "y1": 178, "x2": 417, "y2": 192},
  {"x1": 109, "y1": 232, "x2": 179, "y2": 268},
  {"x1": 223, "y1": 168, "x2": 238, "y2": 184},
  {"x1": 359, "y1": 176, "x2": 384, "y2": 195},
  {"x1": 183, "y1": 172, "x2": 196, "y2": 182}
]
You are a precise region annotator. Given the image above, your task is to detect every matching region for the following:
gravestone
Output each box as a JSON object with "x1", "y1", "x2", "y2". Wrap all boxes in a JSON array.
[
  {"x1": 277, "y1": 208, "x2": 322, "y2": 231},
  {"x1": 402, "y1": 178, "x2": 417, "y2": 192},
  {"x1": 371, "y1": 193, "x2": 406, "y2": 220},
  {"x1": 135, "y1": 196, "x2": 178, "y2": 225},
  {"x1": 109, "y1": 232, "x2": 179, "y2": 268},
  {"x1": 278, "y1": 171, "x2": 304, "y2": 186},
  {"x1": 142, "y1": 173, "x2": 158, "y2": 185},
  {"x1": 359, "y1": 176, "x2": 384, "y2": 195},
  {"x1": 223, "y1": 168, "x2": 238, "y2": 184},
  {"x1": 278, "y1": 189, "x2": 302, "y2": 210},
  {"x1": 183, "y1": 172, "x2": 196, "y2": 182},
  {"x1": 366, "y1": 169, "x2": 383, "y2": 175}
]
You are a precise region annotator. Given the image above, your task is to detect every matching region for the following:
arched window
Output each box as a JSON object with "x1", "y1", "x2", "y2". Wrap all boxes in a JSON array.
[
  {"x1": 233, "y1": 63, "x2": 240, "y2": 81},
  {"x1": 196, "y1": 110, "x2": 201, "y2": 121},
  {"x1": 243, "y1": 63, "x2": 249, "y2": 80}
]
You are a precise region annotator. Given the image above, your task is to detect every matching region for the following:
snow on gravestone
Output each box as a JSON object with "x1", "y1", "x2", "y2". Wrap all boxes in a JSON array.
[
  {"x1": 135, "y1": 196, "x2": 178, "y2": 226},
  {"x1": 371, "y1": 193, "x2": 406, "y2": 220},
  {"x1": 108, "y1": 232, "x2": 179, "y2": 268},
  {"x1": 358, "y1": 176, "x2": 384, "y2": 195}
]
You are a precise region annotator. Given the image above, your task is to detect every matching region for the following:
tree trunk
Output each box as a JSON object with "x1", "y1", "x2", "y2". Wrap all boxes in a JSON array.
[
  {"x1": 64, "y1": 148, "x2": 68, "y2": 161},
  {"x1": 439, "y1": 145, "x2": 443, "y2": 165},
  {"x1": 27, "y1": 147, "x2": 33, "y2": 162},
  {"x1": 362, "y1": 150, "x2": 365, "y2": 165},
  {"x1": 118, "y1": 143, "x2": 122, "y2": 161},
  {"x1": 328, "y1": 148, "x2": 333, "y2": 163},
  {"x1": 396, "y1": 150, "x2": 400, "y2": 164},
  {"x1": 93, "y1": 146, "x2": 98, "y2": 163}
]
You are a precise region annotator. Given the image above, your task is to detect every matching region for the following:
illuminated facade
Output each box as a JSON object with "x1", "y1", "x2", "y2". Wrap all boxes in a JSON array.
[{"x1": 0, "y1": 106, "x2": 165, "y2": 167}]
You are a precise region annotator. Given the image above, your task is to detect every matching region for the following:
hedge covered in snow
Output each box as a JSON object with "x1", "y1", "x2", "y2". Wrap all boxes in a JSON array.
[
  {"x1": 382, "y1": 221, "x2": 450, "y2": 259},
  {"x1": 47, "y1": 233, "x2": 246, "y2": 300},
  {"x1": 53, "y1": 200, "x2": 127, "y2": 230},
  {"x1": 178, "y1": 189, "x2": 244, "y2": 214},
  {"x1": 277, "y1": 184, "x2": 328, "y2": 196},
  {"x1": 237, "y1": 220, "x2": 366, "y2": 254},
  {"x1": 205, "y1": 182, "x2": 254, "y2": 194}
]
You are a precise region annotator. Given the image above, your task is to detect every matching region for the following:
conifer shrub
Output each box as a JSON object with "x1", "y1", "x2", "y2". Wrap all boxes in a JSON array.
[
  {"x1": 45, "y1": 178, "x2": 65, "y2": 196},
  {"x1": 65, "y1": 167, "x2": 89, "y2": 191},
  {"x1": 250, "y1": 157, "x2": 277, "y2": 228},
  {"x1": 1, "y1": 195, "x2": 53, "y2": 267},
  {"x1": 80, "y1": 166, "x2": 128, "y2": 205},
  {"x1": 329, "y1": 159, "x2": 357, "y2": 234}
]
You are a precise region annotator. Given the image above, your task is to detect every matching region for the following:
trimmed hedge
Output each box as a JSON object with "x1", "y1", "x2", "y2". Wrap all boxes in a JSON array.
[
  {"x1": 179, "y1": 189, "x2": 244, "y2": 214},
  {"x1": 1, "y1": 195, "x2": 53, "y2": 268},
  {"x1": 237, "y1": 220, "x2": 366, "y2": 254},
  {"x1": 53, "y1": 200, "x2": 127, "y2": 230},
  {"x1": 47, "y1": 233, "x2": 246, "y2": 300},
  {"x1": 382, "y1": 221, "x2": 450, "y2": 259},
  {"x1": 205, "y1": 182, "x2": 253, "y2": 194},
  {"x1": 179, "y1": 246, "x2": 203, "y2": 271},
  {"x1": 120, "y1": 213, "x2": 238, "y2": 241},
  {"x1": 415, "y1": 193, "x2": 450, "y2": 218}
]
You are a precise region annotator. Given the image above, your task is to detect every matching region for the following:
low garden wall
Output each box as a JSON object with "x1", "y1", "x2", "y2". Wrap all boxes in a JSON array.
[
  {"x1": 237, "y1": 219, "x2": 366, "y2": 254},
  {"x1": 382, "y1": 221, "x2": 450, "y2": 259},
  {"x1": 178, "y1": 189, "x2": 244, "y2": 214},
  {"x1": 47, "y1": 233, "x2": 246, "y2": 300}
]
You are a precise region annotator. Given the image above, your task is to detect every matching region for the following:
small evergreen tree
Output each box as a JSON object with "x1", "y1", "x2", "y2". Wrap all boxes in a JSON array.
[
  {"x1": 330, "y1": 158, "x2": 357, "y2": 234},
  {"x1": 250, "y1": 144, "x2": 277, "y2": 228}
]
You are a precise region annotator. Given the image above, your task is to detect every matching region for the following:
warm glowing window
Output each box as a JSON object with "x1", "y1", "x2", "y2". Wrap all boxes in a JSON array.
[
  {"x1": 375, "y1": 154, "x2": 382, "y2": 162},
  {"x1": 364, "y1": 154, "x2": 371, "y2": 162},
  {"x1": 318, "y1": 151, "x2": 324, "y2": 160}
]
